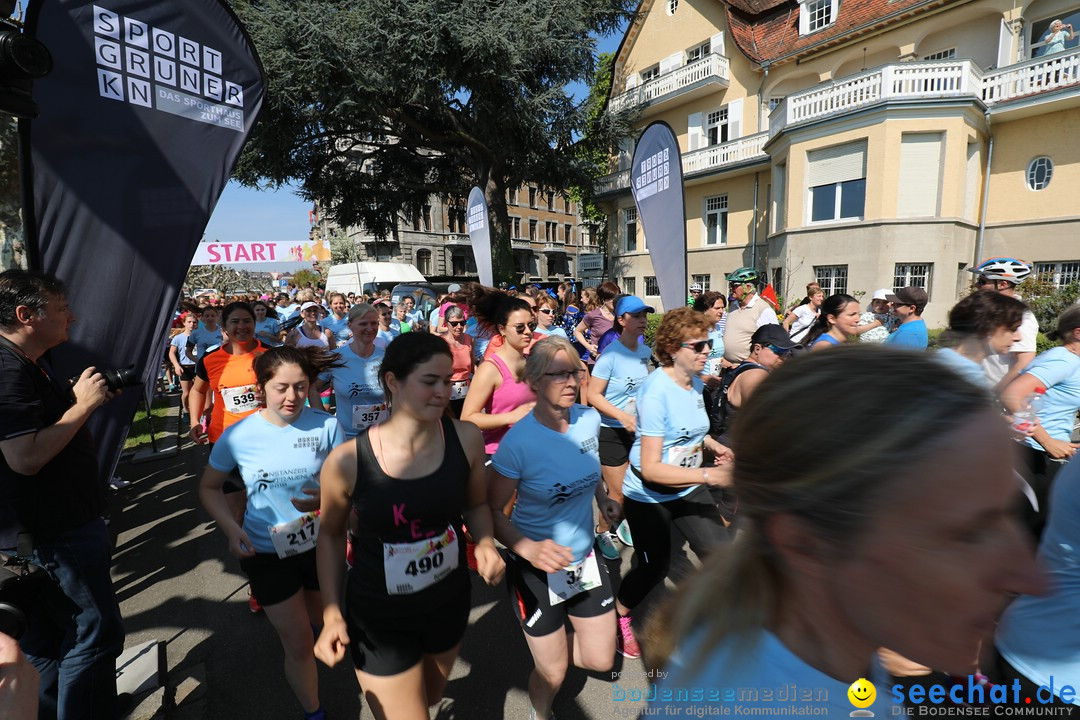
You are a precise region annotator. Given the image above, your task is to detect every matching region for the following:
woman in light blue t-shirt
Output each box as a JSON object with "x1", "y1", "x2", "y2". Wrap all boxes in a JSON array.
[
  {"x1": 648, "y1": 347, "x2": 1044, "y2": 717},
  {"x1": 199, "y1": 346, "x2": 345, "y2": 720}
]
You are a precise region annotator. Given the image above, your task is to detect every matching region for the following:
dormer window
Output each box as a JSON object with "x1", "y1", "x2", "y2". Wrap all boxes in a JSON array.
[{"x1": 800, "y1": 0, "x2": 838, "y2": 35}]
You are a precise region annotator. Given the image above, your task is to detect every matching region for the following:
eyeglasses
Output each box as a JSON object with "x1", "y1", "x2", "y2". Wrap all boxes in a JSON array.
[
  {"x1": 766, "y1": 344, "x2": 792, "y2": 357},
  {"x1": 538, "y1": 308, "x2": 555, "y2": 315},
  {"x1": 509, "y1": 322, "x2": 537, "y2": 334},
  {"x1": 680, "y1": 339, "x2": 713, "y2": 354},
  {"x1": 447, "y1": 320, "x2": 465, "y2": 327},
  {"x1": 544, "y1": 369, "x2": 586, "y2": 383}
]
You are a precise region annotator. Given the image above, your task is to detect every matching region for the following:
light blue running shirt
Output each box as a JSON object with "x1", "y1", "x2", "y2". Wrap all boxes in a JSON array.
[
  {"x1": 624, "y1": 369, "x2": 709, "y2": 503},
  {"x1": 188, "y1": 326, "x2": 223, "y2": 361},
  {"x1": 320, "y1": 344, "x2": 386, "y2": 436},
  {"x1": 592, "y1": 340, "x2": 652, "y2": 429},
  {"x1": 1021, "y1": 346, "x2": 1080, "y2": 451},
  {"x1": 170, "y1": 332, "x2": 195, "y2": 366},
  {"x1": 492, "y1": 405, "x2": 602, "y2": 563},
  {"x1": 321, "y1": 314, "x2": 351, "y2": 345},
  {"x1": 209, "y1": 407, "x2": 344, "y2": 554},
  {"x1": 254, "y1": 318, "x2": 281, "y2": 347}
]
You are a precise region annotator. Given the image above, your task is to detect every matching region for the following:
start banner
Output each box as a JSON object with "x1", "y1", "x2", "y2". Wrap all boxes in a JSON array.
[{"x1": 191, "y1": 239, "x2": 331, "y2": 265}]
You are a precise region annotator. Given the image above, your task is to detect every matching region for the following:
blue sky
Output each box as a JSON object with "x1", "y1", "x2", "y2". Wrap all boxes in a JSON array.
[{"x1": 202, "y1": 29, "x2": 626, "y2": 256}]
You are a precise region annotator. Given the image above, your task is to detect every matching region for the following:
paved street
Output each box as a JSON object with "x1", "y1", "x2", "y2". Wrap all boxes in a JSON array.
[{"x1": 111, "y1": 396, "x2": 659, "y2": 720}]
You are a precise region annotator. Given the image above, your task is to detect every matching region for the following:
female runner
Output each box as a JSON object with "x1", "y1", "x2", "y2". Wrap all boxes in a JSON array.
[
  {"x1": 309, "y1": 304, "x2": 386, "y2": 438},
  {"x1": 199, "y1": 346, "x2": 344, "y2": 720},
  {"x1": 442, "y1": 306, "x2": 474, "y2": 418},
  {"x1": 287, "y1": 302, "x2": 335, "y2": 350},
  {"x1": 314, "y1": 333, "x2": 504, "y2": 719},
  {"x1": 490, "y1": 336, "x2": 621, "y2": 720}
]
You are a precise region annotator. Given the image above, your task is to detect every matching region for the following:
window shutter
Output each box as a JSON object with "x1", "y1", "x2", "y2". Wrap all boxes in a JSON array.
[
  {"x1": 997, "y1": 19, "x2": 1014, "y2": 68},
  {"x1": 727, "y1": 98, "x2": 743, "y2": 140},
  {"x1": 711, "y1": 32, "x2": 725, "y2": 56},
  {"x1": 807, "y1": 141, "x2": 867, "y2": 186},
  {"x1": 896, "y1": 133, "x2": 943, "y2": 218},
  {"x1": 625, "y1": 73, "x2": 639, "y2": 90},
  {"x1": 660, "y1": 52, "x2": 682, "y2": 74},
  {"x1": 687, "y1": 112, "x2": 703, "y2": 151}
]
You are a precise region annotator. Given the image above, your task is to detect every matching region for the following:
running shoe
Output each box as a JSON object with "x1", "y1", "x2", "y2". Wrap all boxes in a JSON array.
[
  {"x1": 109, "y1": 476, "x2": 131, "y2": 490},
  {"x1": 617, "y1": 615, "x2": 641, "y2": 659},
  {"x1": 248, "y1": 588, "x2": 263, "y2": 614},
  {"x1": 615, "y1": 519, "x2": 633, "y2": 547},
  {"x1": 595, "y1": 528, "x2": 619, "y2": 560},
  {"x1": 529, "y1": 708, "x2": 555, "y2": 720}
]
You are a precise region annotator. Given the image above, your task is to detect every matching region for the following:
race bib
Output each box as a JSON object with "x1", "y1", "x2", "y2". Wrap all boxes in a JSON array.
[
  {"x1": 669, "y1": 443, "x2": 703, "y2": 469},
  {"x1": 384, "y1": 526, "x2": 459, "y2": 595},
  {"x1": 704, "y1": 357, "x2": 722, "y2": 377},
  {"x1": 222, "y1": 384, "x2": 259, "y2": 413},
  {"x1": 352, "y1": 403, "x2": 388, "y2": 431},
  {"x1": 451, "y1": 380, "x2": 470, "y2": 400},
  {"x1": 547, "y1": 550, "x2": 602, "y2": 605},
  {"x1": 268, "y1": 511, "x2": 319, "y2": 559}
]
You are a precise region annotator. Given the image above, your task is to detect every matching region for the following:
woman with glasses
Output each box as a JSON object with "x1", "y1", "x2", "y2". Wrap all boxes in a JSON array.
[
  {"x1": 801, "y1": 294, "x2": 861, "y2": 350},
  {"x1": 587, "y1": 295, "x2": 653, "y2": 560},
  {"x1": 287, "y1": 302, "x2": 335, "y2": 350},
  {"x1": 309, "y1": 304, "x2": 386, "y2": 438},
  {"x1": 460, "y1": 289, "x2": 537, "y2": 456},
  {"x1": 719, "y1": 325, "x2": 799, "y2": 441},
  {"x1": 531, "y1": 294, "x2": 567, "y2": 340},
  {"x1": 442, "y1": 306, "x2": 475, "y2": 418},
  {"x1": 614, "y1": 308, "x2": 733, "y2": 660},
  {"x1": 489, "y1": 336, "x2": 620, "y2": 720}
]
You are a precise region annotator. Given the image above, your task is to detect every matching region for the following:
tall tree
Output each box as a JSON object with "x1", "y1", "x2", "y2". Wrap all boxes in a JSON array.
[{"x1": 229, "y1": 0, "x2": 635, "y2": 282}]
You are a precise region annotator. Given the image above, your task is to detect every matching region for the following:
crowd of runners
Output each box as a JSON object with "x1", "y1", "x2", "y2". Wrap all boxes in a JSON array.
[{"x1": 155, "y1": 257, "x2": 1080, "y2": 718}]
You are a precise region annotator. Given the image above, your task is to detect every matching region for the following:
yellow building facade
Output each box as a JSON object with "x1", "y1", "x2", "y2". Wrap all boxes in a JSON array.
[{"x1": 598, "y1": 0, "x2": 1080, "y2": 326}]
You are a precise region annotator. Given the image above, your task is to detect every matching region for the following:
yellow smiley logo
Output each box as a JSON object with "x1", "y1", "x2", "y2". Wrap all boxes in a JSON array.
[{"x1": 848, "y1": 678, "x2": 876, "y2": 709}]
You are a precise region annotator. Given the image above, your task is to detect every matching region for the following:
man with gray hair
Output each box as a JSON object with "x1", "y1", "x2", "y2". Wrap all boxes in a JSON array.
[{"x1": 0, "y1": 269, "x2": 124, "y2": 719}]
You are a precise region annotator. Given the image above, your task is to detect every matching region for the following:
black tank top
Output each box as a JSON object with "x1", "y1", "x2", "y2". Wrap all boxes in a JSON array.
[{"x1": 347, "y1": 416, "x2": 470, "y2": 615}]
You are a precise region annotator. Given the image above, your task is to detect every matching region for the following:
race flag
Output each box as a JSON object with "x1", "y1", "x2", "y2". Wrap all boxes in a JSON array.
[
  {"x1": 467, "y1": 186, "x2": 493, "y2": 287},
  {"x1": 21, "y1": 0, "x2": 264, "y2": 482},
  {"x1": 630, "y1": 121, "x2": 686, "y2": 314}
]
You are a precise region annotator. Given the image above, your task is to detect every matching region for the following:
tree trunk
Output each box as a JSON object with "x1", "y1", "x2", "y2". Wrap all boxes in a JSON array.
[{"x1": 484, "y1": 168, "x2": 513, "y2": 286}]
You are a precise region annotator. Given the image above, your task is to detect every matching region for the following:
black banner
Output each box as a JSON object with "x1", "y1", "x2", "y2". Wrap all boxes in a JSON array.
[{"x1": 20, "y1": 0, "x2": 264, "y2": 483}]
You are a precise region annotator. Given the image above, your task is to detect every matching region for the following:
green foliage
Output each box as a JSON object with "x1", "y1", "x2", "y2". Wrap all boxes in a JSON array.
[
  {"x1": 291, "y1": 269, "x2": 320, "y2": 288},
  {"x1": 1017, "y1": 276, "x2": 1080, "y2": 334},
  {"x1": 1037, "y1": 332, "x2": 1055, "y2": 354},
  {"x1": 228, "y1": 0, "x2": 635, "y2": 283},
  {"x1": 328, "y1": 228, "x2": 357, "y2": 265},
  {"x1": 644, "y1": 312, "x2": 663, "y2": 347},
  {"x1": 927, "y1": 327, "x2": 944, "y2": 350}
]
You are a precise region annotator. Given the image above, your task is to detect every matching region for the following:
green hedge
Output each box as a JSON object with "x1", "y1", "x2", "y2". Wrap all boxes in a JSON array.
[{"x1": 645, "y1": 313, "x2": 663, "y2": 347}]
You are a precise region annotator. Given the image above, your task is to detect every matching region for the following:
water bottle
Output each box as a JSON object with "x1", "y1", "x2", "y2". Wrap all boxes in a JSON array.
[{"x1": 1012, "y1": 387, "x2": 1046, "y2": 434}]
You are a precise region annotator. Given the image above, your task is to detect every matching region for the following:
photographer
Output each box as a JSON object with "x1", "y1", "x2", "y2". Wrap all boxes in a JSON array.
[{"x1": 0, "y1": 270, "x2": 124, "y2": 719}]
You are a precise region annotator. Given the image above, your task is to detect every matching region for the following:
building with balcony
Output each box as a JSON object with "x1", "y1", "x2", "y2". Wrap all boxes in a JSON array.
[
  {"x1": 335, "y1": 185, "x2": 592, "y2": 283},
  {"x1": 597, "y1": 0, "x2": 1080, "y2": 325}
]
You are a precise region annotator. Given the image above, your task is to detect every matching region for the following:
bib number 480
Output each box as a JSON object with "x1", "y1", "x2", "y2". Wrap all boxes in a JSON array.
[{"x1": 405, "y1": 552, "x2": 444, "y2": 577}]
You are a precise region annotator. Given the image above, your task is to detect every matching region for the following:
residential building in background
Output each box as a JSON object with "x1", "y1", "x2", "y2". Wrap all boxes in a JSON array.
[
  {"x1": 596, "y1": 0, "x2": 1080, "y2": 325},
  {"x1": 319, "y1": 185, "x2": 600, "y2": 284}
]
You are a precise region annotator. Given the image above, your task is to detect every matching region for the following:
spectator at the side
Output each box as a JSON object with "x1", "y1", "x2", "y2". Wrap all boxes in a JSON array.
[{"x1": 885, "y1": 287, "x2": 929, "y2": 349}]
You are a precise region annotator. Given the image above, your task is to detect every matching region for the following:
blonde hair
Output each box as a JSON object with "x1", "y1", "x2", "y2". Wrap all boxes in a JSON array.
[
  {"x1": 525, "y1": 336, "x2": 584, "y2": 388},
  {"x1": 347, "y1": 302, "x2": 376, "y2": 322},
  {"x1": 646, "y1": 346, "x2": 994, "y2": 669},
  {"x1": 653, "y1": 307, "x2": 713, "y2": 367}
]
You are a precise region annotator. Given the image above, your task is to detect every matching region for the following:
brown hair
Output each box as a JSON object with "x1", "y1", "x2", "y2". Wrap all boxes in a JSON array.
[{"x1": 653, "y1": 307, "x2": 713, "y2": 366}]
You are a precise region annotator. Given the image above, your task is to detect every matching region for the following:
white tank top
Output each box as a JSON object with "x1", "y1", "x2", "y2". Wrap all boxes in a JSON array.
[{"x1": 295, "y1": 325, "x2": 329, "y2": 349}]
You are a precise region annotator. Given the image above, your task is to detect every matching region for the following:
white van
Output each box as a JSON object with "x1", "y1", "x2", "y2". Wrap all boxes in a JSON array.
[{"x1": 324, "y1": 262, "x2": 426, "y2": 296}]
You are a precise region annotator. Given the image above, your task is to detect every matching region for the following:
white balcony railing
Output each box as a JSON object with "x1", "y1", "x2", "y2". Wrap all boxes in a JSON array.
[
  {"x1": 609, "y1": 54, "x2": 730, "y2": 113},
  {"x1": 595, "y1": 169, "x2": 631, "y2": 195},
  {"x1": 683, "y1": 132, "x2": 769, "y2": 175},
  {"x1": 983, "y1": 50, "x2": 1080, "y2": 103}
]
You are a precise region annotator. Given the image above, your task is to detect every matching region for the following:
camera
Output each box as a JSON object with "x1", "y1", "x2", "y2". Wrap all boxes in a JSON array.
[
  {"x1": 0, "y1": 554, "x2": 50, "y2": 639},
  {"x1": 100, "y1": 366, "x2": 140, "y2": 392},
  {"x1": 0, "y1": 8, "x2": 53, "y2": 119}
]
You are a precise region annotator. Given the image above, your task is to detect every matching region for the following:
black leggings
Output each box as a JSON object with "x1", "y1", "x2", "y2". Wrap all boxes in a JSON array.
[{"x1": 617, "y1": 485, "x2": 729, "y2": 610}]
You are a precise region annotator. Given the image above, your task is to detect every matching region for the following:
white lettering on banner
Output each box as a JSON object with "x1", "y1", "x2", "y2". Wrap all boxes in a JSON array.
[
  {"x1": 91, "y1": 6, "x2": 247, "y2": 132},
  {"x1": 467, "y1": 203, "x2": 486, "y2": 232},
  {"x1": 633, "y1": 147, "x2": 672, "y2": 201}
]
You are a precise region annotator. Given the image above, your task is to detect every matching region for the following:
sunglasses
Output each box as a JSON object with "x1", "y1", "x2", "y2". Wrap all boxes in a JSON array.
[
  {"x1": 509, "y1": 322, "x2": 537, "y2": 334},
  {"x1": 544, "y1": 369, "x2": 586, "y2": 383},
  {"x1": 538, "y1": 308, "x2": 555, "y2": 315},
  {"x1": 766, "y1": 344, "x2": 792, "y2": 356},
  {"x1": 447, "y1": 320, "x2": 465, "y2": 327},
  {"x1": 680, "y1": 339, "x2": 713, "y2": 354}
]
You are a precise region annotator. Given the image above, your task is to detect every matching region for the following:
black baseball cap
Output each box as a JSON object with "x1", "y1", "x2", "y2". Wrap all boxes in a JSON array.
[{"x1": 751, "y1": 325, "x2": 800, "y2": 351}]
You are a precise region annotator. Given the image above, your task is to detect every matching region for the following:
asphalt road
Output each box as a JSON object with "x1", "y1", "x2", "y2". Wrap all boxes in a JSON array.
[{"x1": 111, "y1": 399, "x2": 665, "y2": 720}]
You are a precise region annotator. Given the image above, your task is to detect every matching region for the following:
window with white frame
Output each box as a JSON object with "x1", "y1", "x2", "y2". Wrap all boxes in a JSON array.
[
  {"x1": 894, "y1": 264, "x2": 933, "y2": 293},
  {"x1": 692, "y1": 274, "x2": 711, "y2": 291},
  {"x1": 640, "y1": 65, "x2": 661, "y2": 83},
  {"x1": 800, "y1": 0, "x2": 837, "y2": 35},
  {"x1": 644, "y1": 276, "x2": 660, "y2": 297},
  {"x1": 815, "y1": 265, "x2": 848, "y2": 296},
  {"x1": 416, "y1": 249, "x2": 432, "y2": 276},
  {"x1": 808, "y1": 141, "x2": 867, "y2": 223},
  {"x1": 706, "y1": 108, "x2": 728, "y2": 146},
  {"x1": 1035, "y1": 261, "x2": 1080, "y2": 289},
  {"x1": 667, "y1": 0, "x2": 678, "y2": 16},
  {"x1": 623, "y1": 207, "x2": 638, "y2": 252},
  {"x1": 687, "y1": 41, "x2": 711, "y2": 63},
  {"x1": 769, "y1": 97, "x2": 785, "y2": 111},
  {"x1": 1027, "y1": 157, "x2": 1054, "y2": 190},
  {"x1": 922, "y1": 48, "x2": 957, "y2": 60},
  {"x1": 704, "y1": 195, "x2": 728, "y2": 246},
  {"x1": 622, "y1": 277, "x2": 636, "y2": 295},
  {"x1": 1030, "y1": 12, "x2": 1080, "y2": 58},
  {"x1": 529, "y1": 218, "x2": 537, "y2": 242}
]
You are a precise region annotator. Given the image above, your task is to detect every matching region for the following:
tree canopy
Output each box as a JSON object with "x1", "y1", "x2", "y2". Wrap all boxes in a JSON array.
[{"x1": 229, "y1": 0, "x2": 635, "y2": 281}]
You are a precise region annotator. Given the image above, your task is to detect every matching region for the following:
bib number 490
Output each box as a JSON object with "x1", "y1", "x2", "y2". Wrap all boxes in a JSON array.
[{"x1": 405, "y1": 552, "x2": 445, "y2": 577}]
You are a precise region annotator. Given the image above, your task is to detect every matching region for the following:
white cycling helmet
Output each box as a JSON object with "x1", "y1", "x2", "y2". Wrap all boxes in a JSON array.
[{"x1": 967, "y1": 257, "x2": 1031, "y2": 284}]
